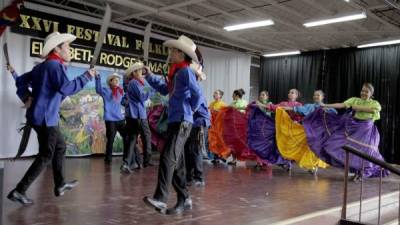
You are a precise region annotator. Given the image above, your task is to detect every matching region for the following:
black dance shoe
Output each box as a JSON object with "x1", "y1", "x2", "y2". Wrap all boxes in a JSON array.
[
  {"x1": 143, "y1": 196, "x2": 167, "y2": 214},
  {"x1": 54, "y1": 180, "x2": 78, "y2": 197},
  {"x1": 166, "y1": 197, "x2": 192, "y2": 215},
  {"x1": 7, "y1": 189, "x2": 33, "y2": 205}
]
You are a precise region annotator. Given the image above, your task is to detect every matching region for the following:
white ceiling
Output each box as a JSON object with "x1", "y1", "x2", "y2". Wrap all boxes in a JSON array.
[{"x1": 30, "y1": 0, "x2": 400, "y2": 55}]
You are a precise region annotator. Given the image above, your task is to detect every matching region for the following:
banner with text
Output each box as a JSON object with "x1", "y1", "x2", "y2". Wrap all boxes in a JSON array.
[{"x1": 13, "y1": 7, "x2": 169, "y2": 72}]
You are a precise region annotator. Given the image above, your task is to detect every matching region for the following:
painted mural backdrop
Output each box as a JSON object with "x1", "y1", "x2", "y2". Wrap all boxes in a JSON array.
[
  {"x1": 4, "y1": 6, "x2": 171, "y2": 157},
  {"x1": 61, "y1": 65, "x2": 167, "y2": 156}
]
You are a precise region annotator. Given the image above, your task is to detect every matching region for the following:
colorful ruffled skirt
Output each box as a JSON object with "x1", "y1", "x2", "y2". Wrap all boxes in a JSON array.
[
  {"x1": 275, "y1": 108, "x2": 328, "y2": 170},
  {"x1": 147, "y1": 105, "x2": 167, "y2": 152},
  {"x1": 208, "y1": 109, "x2": 231, "y2": 158},
  {"x1": 221, "y1": 107, "x2": 258, "y2": 161},
  {"x1": 303, "y1": 109, "x2": 389, "y2": 177},
  {"x1": 247, "y1": 106, "x2": 289, "y2": 165}
]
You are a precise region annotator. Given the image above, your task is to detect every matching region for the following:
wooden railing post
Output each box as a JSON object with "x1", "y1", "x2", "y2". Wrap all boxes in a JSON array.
[
  {"x1": 340, "y1": 146, "x2": 400, "y2": 225},
  {"x1": 342, "y1": 151, "x2": 350, "y2": 220}
]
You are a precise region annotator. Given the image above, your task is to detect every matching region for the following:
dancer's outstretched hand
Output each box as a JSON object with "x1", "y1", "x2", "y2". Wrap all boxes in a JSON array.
[
  {"x1": 7, "y1": 64, "x2": 15, "y2": 73},
  {"x1": 87, "y1": 68, "x2": 97, "y2": 78},
  {"x1": 142, "y1": 66, "x2": 151, "y2": 76}
]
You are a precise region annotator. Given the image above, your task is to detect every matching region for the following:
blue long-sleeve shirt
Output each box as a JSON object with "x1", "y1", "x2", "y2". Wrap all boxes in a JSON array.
[
  {"x1": 125, "y1": 78, "x2": 149, "y2": 119},
  {"x1": 294, "y1": 103, "x2": 337, "y2": 116},
  {"x1": 11, "y1": 71, "x2": 18, "y2": 80},
  {"x1": 95, "y1": 76, "x2": 124, "y2": 121},
  {"x1": 191, "y1": 85, "x2": 210, "y2": 128},
  {"x1": 145, "y1": 67, "x2": 202, "y2": 124},
  {"x1": 193, "y1": 100, "x2": 210, "y2": 128},
  {"x1": 16, "y1": 60, "x2": 92, "y2": 126},
  {"x1": 11, "y1": 71, "x2": 31, "y2": 102}
]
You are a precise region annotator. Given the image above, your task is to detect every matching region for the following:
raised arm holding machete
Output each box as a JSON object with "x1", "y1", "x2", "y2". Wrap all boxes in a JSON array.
[
  {"x1": 3, "y1": 42, "x2": 34, "y2": 159},
  {"x1": 6, "y1": 3, "x2": 112, "y2": 206}
]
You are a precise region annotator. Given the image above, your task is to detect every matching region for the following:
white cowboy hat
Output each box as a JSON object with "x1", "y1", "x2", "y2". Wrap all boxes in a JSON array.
[
  {"x1": 125, "y1": 61, "x2": 144, "y2": 76},
  {"x1": 163, "y1": 35, "x2": 199, "y2": 63},
  {"x1": 190, "y1": 62, "x2": 206, "y2": 81},
  {"x1": 106, "y1": 73, "x2": 121, "y2": 85},
  {"x1": 41, "y1": 32, "x2": 76, "y2": 57}
]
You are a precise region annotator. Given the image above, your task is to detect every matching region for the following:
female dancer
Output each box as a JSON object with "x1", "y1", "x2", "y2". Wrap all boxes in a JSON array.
[{"x1": 320, "y1": 83, "x2": 389, "y2": 180}]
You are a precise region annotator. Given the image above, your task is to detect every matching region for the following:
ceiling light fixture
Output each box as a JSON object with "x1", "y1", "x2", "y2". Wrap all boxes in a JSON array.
[
  {"x1": 357, "y1": 39, "x2": 400, "y2": 48},
  {"x1": 263, "y1": 51, "x2": 301, "y2": 57},
  {"x1": 303, "y1": 12, "x2": 366, "y2": 27},
  {"x1": 224, "y1": 20, "x2": 274, "y2": 31}
]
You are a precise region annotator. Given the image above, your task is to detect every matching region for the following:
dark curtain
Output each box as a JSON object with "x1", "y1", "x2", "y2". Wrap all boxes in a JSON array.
[
  {"x1": 260, "y1": 45, "x2": 400, "y2": 164},
  {"x1": 260, "y1": 51, "x2": 323, "y2": 104},
  {"x1": 324, "y1": 46, "x2": 400, "y2": 164}
]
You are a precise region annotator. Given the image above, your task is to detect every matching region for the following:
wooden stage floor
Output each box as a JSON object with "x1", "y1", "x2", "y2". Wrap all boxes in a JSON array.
[{"x1": 1, "y1": 157, "x2": 399, "y2": 225}]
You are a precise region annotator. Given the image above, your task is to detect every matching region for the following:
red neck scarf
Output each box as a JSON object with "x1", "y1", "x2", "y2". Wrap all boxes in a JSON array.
[
  {"x1": 46, "y1": 52, "x2": 64, "y2": 64},
  {"x1": 111, "y1": 86, "x2": 123, "y2": 100},
  {"x1": 167, "y1": 61, "x2": 190, "y2": 92},
  {"x1": 133, "y1": 77, "x2": 145, "y2": 86}
]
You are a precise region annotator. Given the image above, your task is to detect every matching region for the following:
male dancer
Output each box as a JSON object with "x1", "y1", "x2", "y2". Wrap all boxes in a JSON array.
[
  {"x1": 7, "y1": 32, "x2": 96, "y2": 205},
  {"x1": 143, "y1": 35, "x2": 202, "y2": 215}
]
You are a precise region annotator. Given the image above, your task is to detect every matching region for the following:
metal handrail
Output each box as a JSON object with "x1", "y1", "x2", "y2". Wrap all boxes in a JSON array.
[
  {"x1": 342, "y1": 145, "x2": 400, "y2": 176},
  {"x1": 340, "y1": 145, "x2": 400, "y2": 225}
]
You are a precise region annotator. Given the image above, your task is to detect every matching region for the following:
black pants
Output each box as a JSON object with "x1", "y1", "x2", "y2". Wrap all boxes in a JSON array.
[
  {"x1": 153, "y1": 122, "x2": 192, "y2": 203},
  {"x1": 138, "y1": 119, "x2": 152, "y2": 164},
  {"x1": 123, "y1": 118, "x2": 152, "y2": 167},
  {"x1": 123, "y1": 118, "x2": 140, "y2": 167},
  {"x1": 105, "y1": 120, "x2": 126, "y2": 160},
  {"x1": 16, "y1": 126, "x2": 66, "y2": 194},
  {"x1": 184, "y1": 126, "x2": 205, "y2": 182}
]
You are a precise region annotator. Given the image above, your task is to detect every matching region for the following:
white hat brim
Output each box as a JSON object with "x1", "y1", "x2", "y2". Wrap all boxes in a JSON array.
[
  {"x1": 125, "y1": 62, "x2": 144, "y2": 76},
  {"x1": 41, "y1": 33, "x2": 76, "y2": 57},
  {"x1": 107, "y1": 73, "x2": 121, "y2": 84},
  {"x1": 164, "y1": 39, "x2": 199, "y2": 63},
  {"x1": 190, "y1": 63, "x2": 206, "y2": 81},
  {"x1": 197, "y1": 71, "x2": 206, "y2": 81}
]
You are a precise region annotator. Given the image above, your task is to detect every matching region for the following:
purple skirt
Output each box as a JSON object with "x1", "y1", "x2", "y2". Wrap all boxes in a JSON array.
[
  {"x1": 247, "y1": 106, "x2": 289, "y2": 165},
  {"x1": 304, "y1": 109, "x2": 389, "y2": 177},
  {"x1": 147, "y1": 105, "x2": 166, "y2": 152},
  {"x1": 303, "y1": 108, "x2": 344, "y2": 167}
]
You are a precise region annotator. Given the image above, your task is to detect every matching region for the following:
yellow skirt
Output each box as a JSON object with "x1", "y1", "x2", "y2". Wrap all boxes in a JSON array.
[{"x1": 275, "y1": 108, "x2": 328, "y2": 170}]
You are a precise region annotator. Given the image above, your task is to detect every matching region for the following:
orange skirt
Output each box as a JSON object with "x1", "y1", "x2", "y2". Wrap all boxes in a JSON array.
[{"x1": 208, "y1": 108, "x2": 231, "y2": 158}]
